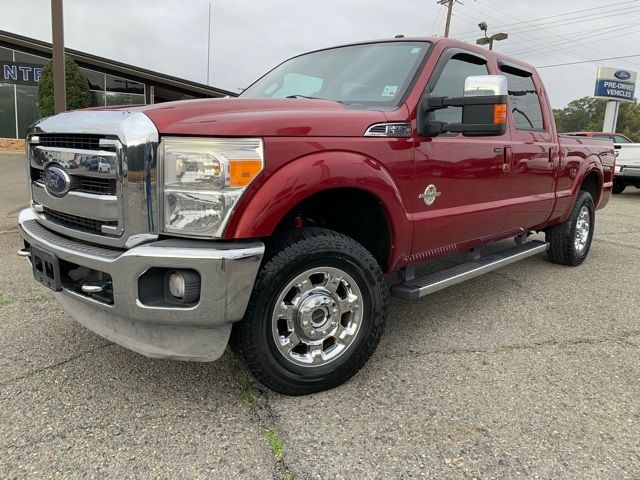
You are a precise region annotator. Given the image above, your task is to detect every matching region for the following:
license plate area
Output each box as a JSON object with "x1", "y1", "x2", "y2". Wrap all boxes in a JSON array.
[{"x1": 31, "y1": 246, "x2": 62, "y2": 292}]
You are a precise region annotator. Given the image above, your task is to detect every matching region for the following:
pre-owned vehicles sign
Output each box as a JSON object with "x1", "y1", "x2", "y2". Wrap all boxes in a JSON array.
[{"x1": 594, "y1": 67, "x2": 637, "y2": 102}]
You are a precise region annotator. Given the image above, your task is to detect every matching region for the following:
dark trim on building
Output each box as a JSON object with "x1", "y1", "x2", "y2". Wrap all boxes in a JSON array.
[{"x1": 0, "y1": 29, "x2": 237, "y2": 99}]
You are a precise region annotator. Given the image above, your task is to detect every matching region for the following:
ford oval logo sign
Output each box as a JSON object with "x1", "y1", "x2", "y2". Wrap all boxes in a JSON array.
[
  {"x1": 615, "y1": 70, "x2": 631, "y2": 81},
  {"x1": 43, "y1": 165, "x2": 71, "y2": 197}
]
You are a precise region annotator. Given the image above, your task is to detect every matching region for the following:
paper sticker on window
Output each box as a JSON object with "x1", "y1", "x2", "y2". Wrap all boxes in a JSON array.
[
  {"x1": 381, "y1": 85, "x2": 398, "y2": 97},
  {"x1": 410, "y1": 47, "x2": 421, "y2": 54}
]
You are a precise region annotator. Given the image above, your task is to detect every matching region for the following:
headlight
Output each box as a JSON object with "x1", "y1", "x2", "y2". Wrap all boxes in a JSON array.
[{"x1": 161, "y1": 137, "x2": 264, "y2": 237}]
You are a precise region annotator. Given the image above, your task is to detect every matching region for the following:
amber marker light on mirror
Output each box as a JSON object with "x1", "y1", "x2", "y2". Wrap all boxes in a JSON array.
[{"x1": 494, "y1": 104, "x2": 507, "y2": 124}]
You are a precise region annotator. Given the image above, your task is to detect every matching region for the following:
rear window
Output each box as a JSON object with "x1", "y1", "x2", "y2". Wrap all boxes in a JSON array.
[{"x1": 500, "y1": 67, "x2": 544, "y2": 131}]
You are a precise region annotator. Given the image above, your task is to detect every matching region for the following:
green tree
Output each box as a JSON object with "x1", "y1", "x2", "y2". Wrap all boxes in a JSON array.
[
  {"x1": 38, "y1": 55, "x2": 90, "y2": 117},
  {"x1": 553, "y1": 96, "x2": 640, "y2": 142},
  {"x1": 619, "y1": 103, "x2": 640, "y2": 142},
  {"x1": 553, "y1": 97, "x2": 605, "y2": 133}
]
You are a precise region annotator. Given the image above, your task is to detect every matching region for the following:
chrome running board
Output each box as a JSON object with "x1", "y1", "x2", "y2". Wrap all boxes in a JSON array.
[{"x1": 391, "y1": 240, "x2": 549, "y2": 300}]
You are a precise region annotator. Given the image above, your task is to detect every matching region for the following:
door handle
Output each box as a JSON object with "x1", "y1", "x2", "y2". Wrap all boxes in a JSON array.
[{"x1": 502, "y1": 146, "x2": 512, "y2": 173}]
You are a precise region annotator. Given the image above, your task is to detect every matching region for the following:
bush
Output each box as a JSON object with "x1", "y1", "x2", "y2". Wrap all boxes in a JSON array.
[{"x1": 38, "y1": 55, "x2": 90, "y2": 117}]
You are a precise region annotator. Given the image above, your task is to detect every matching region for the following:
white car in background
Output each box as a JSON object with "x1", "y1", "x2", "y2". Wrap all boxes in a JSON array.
[{"x1": 567, "y1": 132, "x2": 640, "y2": 194}]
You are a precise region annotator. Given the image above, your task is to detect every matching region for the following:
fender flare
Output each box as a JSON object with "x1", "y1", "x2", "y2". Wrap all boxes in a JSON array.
[
  {"x1": 553, "y1": 156, "x2": 604, "y2": 223},
  {"x1": 575, "y1": 156, "x2": 604, "y2": 201},
  {"x1": 224, "y1": 150, "x2": 413, "y2": 270}
]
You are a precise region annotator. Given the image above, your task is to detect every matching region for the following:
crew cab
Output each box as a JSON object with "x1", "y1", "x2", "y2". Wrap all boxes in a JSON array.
[
  {"x1": 18, "y1": 37, "x2": 614, "y2": 395},
  {"x1": 566, "y1": 131, "x2": 639, "y2": 194}
]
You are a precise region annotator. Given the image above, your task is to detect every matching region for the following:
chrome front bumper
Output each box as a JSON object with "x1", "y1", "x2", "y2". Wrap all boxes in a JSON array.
[{"x1": 18, "y1": 209, "x2": 264, "y2": 361}]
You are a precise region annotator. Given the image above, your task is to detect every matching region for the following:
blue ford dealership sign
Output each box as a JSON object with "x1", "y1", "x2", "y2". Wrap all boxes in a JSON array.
[{"x1": 594, "y1": 67, "x2": 637, "y2": 102}]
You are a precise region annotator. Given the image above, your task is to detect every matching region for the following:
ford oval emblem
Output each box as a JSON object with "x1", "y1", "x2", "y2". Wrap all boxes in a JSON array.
[
  {"x1": 43, "y1": 165, "x2": 71, "y2": 197},
  {"x1": 615, "y1": 70, "x2": 631, "y2": 80}
]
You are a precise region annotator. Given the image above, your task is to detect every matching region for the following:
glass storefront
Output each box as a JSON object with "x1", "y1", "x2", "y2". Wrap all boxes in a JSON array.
[
  {"x1": 80, "y1": 68, "x2": 146, "y2": 108},
  {"x1": 0, "y1": 83, "x2": 16, "y2": 138},
  {"x1": 1, "y1": 46, "x2": 147, "y2": 139}
]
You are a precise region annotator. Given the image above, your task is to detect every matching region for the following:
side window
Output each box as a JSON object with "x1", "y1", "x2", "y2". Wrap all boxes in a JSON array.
[
  {"x1": 500, "y1": 67, "x2": 544, "y2": 130},
  {"x1": 614, "y1": 135, "x2": 631, "y2": 144},
  {"x1": 430, "y1": 54, "x2": 489, "y2": 124}
]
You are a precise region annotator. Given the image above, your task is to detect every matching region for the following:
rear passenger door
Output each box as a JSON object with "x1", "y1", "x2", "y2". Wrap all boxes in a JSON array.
[{"x1": 499, "y1": 63, "x2": 557, "y2": 230}]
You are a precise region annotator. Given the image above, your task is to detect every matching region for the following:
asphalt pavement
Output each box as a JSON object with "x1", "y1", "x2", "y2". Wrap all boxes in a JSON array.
[{"x1": 1, "y1": 151, "x2": 639, "y2": 479}]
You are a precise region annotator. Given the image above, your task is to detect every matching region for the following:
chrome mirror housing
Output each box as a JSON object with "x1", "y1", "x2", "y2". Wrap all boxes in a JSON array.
[{"x1": 464, "y1": 75, "x2": 508, "y2": 97}]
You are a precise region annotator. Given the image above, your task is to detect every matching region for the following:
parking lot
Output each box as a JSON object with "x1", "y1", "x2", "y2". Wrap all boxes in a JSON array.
[{"x1": 1, "y1": 150, "x2": 639, "y2": 479}]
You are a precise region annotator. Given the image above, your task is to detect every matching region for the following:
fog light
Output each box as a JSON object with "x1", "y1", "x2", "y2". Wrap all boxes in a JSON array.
[
  {"x1": 169, "y1": 272, "x2": 186, "y2": 299},
  {"x1": 166, "y1": 269, "x2": 201, "y2": 304}
]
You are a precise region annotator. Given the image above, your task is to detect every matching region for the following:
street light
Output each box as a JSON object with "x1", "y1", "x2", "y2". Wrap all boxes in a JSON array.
[{"x1": 476, "y1": 22, "x2": 508, "y2": 51}]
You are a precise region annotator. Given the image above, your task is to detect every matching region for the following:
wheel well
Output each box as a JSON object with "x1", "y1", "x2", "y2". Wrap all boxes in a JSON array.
[
  {"x1": 580, "y1": 171, "x2": 601, "y2": 204},
  {"x1": 273, "y1": 188, "x2": 392, "y2": 271}
]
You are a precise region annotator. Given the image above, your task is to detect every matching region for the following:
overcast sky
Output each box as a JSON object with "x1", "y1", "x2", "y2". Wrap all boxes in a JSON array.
[{"x1": 2, "y1": 0, "x2": 640, "y2": 107}]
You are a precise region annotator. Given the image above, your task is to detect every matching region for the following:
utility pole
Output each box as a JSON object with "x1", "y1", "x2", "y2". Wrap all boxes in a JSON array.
[
  {"x1": 51, "y1": 0, "x2": 66, "y2": 113},
  {"x1": 438, "y1": 0, "x2": 456, "y2": 38}
]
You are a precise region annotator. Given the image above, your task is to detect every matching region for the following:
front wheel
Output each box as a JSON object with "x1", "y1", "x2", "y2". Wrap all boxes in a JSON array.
[
  {"x1": 546, "y1": 190, "x2": 595, "y2": 266},
  {"x1": 231, "y1": 228, "x2": 388, "y2": 395}
]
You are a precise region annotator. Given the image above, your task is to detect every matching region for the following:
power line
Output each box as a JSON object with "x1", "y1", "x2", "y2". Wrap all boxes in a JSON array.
[
  {"x1": 456, "y1": 2, "x2": 640, "y2": 72},
  {"x1": 455, "y1": 5, "x2": 640, "y2": 40},
  {"x1": 453, "y1": 0, "x2": 639, "y2": 36},
  {"x1": 536, "y1": 54, "x2": 640, "y2": 68},
  {"x1": 479, "y1": 6, "x2": 640, "y2": 70},
  {"x1": 505, "y1": 19, "x2": 640, "y2": 57}
]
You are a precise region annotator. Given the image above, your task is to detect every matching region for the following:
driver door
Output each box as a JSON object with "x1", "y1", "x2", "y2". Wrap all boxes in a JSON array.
[{"x1": 412, "y1": 49, "x2": 513, "y2": 257}]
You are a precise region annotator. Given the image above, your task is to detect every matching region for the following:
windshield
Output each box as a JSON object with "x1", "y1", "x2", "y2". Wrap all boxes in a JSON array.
[{"x1": 241, "y1": 41, "x2": 430, "y2": 109}]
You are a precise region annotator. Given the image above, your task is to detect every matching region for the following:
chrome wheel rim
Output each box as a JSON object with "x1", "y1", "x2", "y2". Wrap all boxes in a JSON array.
[
  {"x1": 271, "y1": 267, "x2": 363, "y2": 367},
  {"x1": 574, "y1": 206, "x2": 591, "y2": 254}
]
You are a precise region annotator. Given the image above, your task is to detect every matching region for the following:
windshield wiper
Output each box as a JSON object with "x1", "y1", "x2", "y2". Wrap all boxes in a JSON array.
[
  {"x1": 285, "y1": 95, "x2": 343, "y2": 104},
  {"x1": 286, "y1": 95, "x2": 323, "y2": 99}
]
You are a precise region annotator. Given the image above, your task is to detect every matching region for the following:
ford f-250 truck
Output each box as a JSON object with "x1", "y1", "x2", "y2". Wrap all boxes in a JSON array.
[{"x1": 18, "y1": 37, "x2": 614, "y2": 395}]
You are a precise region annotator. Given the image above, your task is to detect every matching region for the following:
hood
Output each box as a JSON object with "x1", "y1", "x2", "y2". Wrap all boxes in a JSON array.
[{"x1": 131, "y1": 98, "x2": 388, "y2": 137}]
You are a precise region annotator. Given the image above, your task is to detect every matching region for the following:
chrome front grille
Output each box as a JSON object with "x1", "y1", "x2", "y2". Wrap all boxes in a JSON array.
[
  {"x1": 43, "y1": 207, "x2": 118, "y2": 234},
  {"x1": 27, "y1": 110, "x2": 160, "y2": 248},
  {"x1": 35, "y1": 168, "x2": 117, "y2": 195},
  {"x1": 37, "y1": 134, "x2": 104, "y2": 151}
]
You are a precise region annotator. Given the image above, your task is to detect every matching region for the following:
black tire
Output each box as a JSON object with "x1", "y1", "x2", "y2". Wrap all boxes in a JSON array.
[
  {"x1": 231, "y1": 227, "x2": 388, "y2": 395},
  {"x1": 612, "y1": 181, "x2": 626, "y2": 194},
  {"x1": 546, "y1": 190, "x2": 595, "y2": 266}
]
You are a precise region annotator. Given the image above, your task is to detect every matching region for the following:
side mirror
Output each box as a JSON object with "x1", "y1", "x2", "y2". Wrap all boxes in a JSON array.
[{"x1": 418, "y1": 75, "x2": 509, "y2": 137}]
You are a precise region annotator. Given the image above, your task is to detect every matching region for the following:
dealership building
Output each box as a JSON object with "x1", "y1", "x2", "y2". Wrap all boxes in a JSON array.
[{"x1": 0, "y1": 30, "x2": 235, "y2": 139}]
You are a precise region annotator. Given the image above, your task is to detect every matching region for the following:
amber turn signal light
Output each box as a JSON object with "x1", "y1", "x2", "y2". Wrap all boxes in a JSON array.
[
  {"x1": 229, "y1": 160, "x2": 263, "y2": 187},
  {"x1": 494, "y1": 104, "x2": 507, "y2": 124}
]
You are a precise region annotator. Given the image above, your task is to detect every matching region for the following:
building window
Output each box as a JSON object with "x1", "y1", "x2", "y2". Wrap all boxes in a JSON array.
[
  {"x1": 80, "y1": 68, "x2": 106, "y2": 91},
  {"x1": 0, "y1": 47, "x2": 12, "y2": 62},
  {"x1": 106, "y1": 74, "x2": 144, "y2": 94},
  {"x1": 105, "y1": 91, "x2": 145, "y2": 105},
  {"x1": 0, "y1": 83, "x2": 17, "y2": 138},
  {"x1": 16, "y1": 84, "x2": 40, "y2": 137},
  {"x1": 13, "y1": 52, "x2": 47, "y2": 65}
]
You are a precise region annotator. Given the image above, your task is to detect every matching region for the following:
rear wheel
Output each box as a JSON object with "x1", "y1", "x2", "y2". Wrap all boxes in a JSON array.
[
  {"x1": 231, "y1": 228, "x2": 388, "y2": 395},
  {"x1": 546, "y1": 190, "x2": 595, "y2": 266},
  {"x1": 612, "y1": 181, "x2": 626, "y2": 194}
]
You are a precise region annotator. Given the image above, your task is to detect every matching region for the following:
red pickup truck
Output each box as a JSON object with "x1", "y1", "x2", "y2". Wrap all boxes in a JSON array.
[{"x1": 19, "y1": 37, "x2": 614, "y2": 395}]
